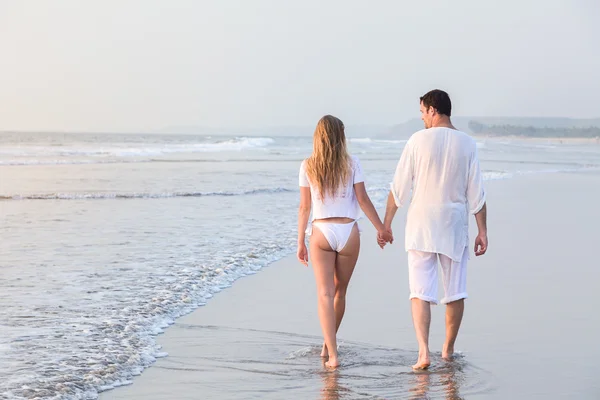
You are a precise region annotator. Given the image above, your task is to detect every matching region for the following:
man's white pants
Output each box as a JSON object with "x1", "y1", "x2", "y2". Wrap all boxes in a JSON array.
[{"x1": 407, "y1": 247, "x2": 469, "y2": 305}]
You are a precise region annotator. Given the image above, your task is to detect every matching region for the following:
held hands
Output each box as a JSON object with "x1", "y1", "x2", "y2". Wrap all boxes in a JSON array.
[
  {"x1": 297, "y1": 242, "x2": 309, "y2": 266},
  {"x1": 376, "y1": 227, "x2": 394, "y2": 249},
  {"x1": 474, "y1": 232, "x2": 488, "y2": 256}
]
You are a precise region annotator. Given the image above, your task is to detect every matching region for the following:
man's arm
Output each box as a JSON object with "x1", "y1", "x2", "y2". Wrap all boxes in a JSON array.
[
  {"x1": 466, "y1": 142, "x2": 488, "y2": 256},
  {"x1": 384, "y1": 191, "x2": 398, "y2": 230},
  {"x1": 474, "y1": 202, "x2": 488, "y2": 256},
  {"x1": 385, "y1": 140, "x2": 413, "y2": 231},
  {"x1": 475, "y1": 202, "x2": 487, "y2": 233}
]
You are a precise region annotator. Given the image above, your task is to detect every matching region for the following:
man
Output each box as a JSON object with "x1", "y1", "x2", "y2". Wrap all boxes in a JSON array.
[{"x1": 380, "y1": 89, "x2": 488, "y2": 370}]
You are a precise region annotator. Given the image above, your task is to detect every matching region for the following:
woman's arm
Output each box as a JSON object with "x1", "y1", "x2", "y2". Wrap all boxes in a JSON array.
[
  {"x1": 354, "y1": 182, "x2": 393, "y2": 244},
  {"x1": 297, "y1": 186, "x2": 311, "y2": 265}
]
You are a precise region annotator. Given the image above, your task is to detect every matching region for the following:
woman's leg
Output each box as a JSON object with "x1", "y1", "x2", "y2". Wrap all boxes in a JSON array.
[
  {"x1": 310, "y1": 226, "x2": 339, "y2": 367},
  {"x1": 321, "y1": 224, "x2": 360, "y2": 362}
]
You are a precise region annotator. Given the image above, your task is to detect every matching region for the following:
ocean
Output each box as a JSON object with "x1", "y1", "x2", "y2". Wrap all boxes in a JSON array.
[{"x1": 1, "y1": 131, "x2": 599, "y2": 399}]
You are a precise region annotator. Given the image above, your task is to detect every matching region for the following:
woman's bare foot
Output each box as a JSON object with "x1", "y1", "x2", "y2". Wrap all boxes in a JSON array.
[
  {"x1": 325, "y1": 355, "x2": 339, "y2": 368},
  {"x1": 321, "y1": 343, "x2": 328, "y2": 358},
  {"x1": 442, "y1": 344, "x2": 454, "y2": 360},
  {"x1": 412, "y1": 349, "x2": 430, "y2": 370}
]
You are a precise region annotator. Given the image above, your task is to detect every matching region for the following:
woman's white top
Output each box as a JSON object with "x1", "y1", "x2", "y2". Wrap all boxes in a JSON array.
[{"x1": 299, "y1": 155, "x2": 364, "y2": 222}]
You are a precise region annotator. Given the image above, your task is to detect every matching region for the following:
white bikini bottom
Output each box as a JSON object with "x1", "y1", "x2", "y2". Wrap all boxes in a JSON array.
[{"x1": 306, "y1": 220, "x2": 360, "y2": 252}]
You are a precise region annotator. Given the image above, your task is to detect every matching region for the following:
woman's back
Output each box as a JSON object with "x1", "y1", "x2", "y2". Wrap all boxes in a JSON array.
[
  {"x1": 299, "y1": 155, "x2": 364, "y2": 221},
  {"x1": 296, "y1": 114, "x2": 390, "y2": 368}
]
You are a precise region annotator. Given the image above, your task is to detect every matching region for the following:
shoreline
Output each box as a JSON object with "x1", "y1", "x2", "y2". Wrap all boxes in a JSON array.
[
  {"x1": 472, "y1": 134, "x2": 600, "y2": 144},
  {"x1": 101, "y1": 172, "x2": 600, "y2": 399}
]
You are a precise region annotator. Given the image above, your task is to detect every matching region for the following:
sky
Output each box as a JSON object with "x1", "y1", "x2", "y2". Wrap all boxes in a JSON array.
[{"x1": 0, "y1": 0, "x2": 598, "y2": 133}]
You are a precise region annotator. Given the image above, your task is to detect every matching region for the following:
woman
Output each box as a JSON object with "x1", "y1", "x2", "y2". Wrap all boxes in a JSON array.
[{"x1": 297, "y1": 115, "x2": 393, "y2": 368}]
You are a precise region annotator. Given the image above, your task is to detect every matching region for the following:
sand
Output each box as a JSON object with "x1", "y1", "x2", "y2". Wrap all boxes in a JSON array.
[{"x1": 101, "y1": 171, "x2": 600, "y2": 399}]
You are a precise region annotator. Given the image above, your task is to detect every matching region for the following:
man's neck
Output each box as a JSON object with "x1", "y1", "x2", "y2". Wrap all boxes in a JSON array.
[{"x1": 430, "y1": 115, "x2": 455, "y2": 130}]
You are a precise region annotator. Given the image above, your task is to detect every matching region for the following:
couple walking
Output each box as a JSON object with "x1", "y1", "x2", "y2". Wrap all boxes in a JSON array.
[{"x1": 297, "y1": 90, "x2": 488, "y2": 369}]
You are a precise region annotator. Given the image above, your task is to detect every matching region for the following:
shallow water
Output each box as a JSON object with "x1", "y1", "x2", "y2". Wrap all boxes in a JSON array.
[
  {"x1": 1, "y1": 132, "x2": 600, "y2": 398},
  {"x1": 153, "y1": 324, "x2": 495, "y2": 399}
]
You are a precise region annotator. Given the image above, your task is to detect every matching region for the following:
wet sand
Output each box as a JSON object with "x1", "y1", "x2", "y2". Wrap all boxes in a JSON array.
[{"x1": 101, "y1": 172, "x2": 600, "y2": 399}]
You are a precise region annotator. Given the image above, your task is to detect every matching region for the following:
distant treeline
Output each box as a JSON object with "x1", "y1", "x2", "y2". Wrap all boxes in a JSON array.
[{"x1": 468, "y1": 121, "x2": 600, "y2": 138}]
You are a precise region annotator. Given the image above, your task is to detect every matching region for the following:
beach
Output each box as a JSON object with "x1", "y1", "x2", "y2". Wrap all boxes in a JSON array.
[
  {"x1": 100, "y1": 172, "x2": 600, "y2": 399},
  {"x1": 2, "y1": 2, "x2": 600, "y2": 398},
  {"x1": 2, "y1": 132, "x2": 600, "y2": 399}
]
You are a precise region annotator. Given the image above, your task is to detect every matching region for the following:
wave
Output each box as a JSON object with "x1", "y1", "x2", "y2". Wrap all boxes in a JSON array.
[
  {"x1": 349, "y1": 138, "x2": 407, "y2": 145},
  {"x1": 0, "y1": 137, "x2": 275, "y2": 159},
  {"x1": 3, "y1": 166, "x2": 593, "y2": 202},
  {"x1": 483, "y1": 170, "x2": 513, "y2": 180},
  {"x1": 1, "y1": 156, "x2": 405, "y2": 166},
  {"x1": 0, "y1": 187, "x2": 293, "y2": 201},
  {"x1": 0, "y1": 157, "x2": 288, "y2": 166},
  {"x1": 0, "y1": 159, "x2": 147, "y2": 166},
  {"x1": 0, "y1": 233, "x2": 297, "y2": 399}
]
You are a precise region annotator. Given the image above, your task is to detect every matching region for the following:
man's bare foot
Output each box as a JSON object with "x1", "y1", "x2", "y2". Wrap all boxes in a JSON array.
[
  {"x1": 321, "y1": 343, "x2": 328, "y2": 358},
  {"x1": 412, "y1": 350, "x2": 430, "y2": 370},
  {"x1": 442, "y1": 344, "x2": 454, "y2": 360},
  {"x1": 325, "y1": 356, "x2": 339, "y2": 368}
]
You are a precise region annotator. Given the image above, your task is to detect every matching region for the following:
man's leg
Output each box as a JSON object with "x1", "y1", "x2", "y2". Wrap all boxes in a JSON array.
[
  {"x1": 440, "y1": 248, "x2": 469, "y2": 359},
  {"x1": 407, "y1": 250, "x2": 438, "y2": 370},
  {"x1": 443, "y1": 299, "x2": 464, "y2": 359},
  {"x1": 411, "y1": 298, "x2": 432, "y2": 369}
]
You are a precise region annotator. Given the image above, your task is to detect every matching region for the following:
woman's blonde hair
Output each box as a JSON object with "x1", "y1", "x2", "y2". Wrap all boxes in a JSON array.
[{"x1": 305, "y1": 115, "x2": 351, "y2": 199}]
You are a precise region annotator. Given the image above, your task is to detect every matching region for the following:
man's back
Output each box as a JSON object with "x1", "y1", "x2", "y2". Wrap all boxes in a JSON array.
[
  {"x1": 384, "y1": 89, "x2": 489, "y2": 370},
  {"x1": 409, "y1": 127, "x2": 478, "y2": 207},
  {"x1": 390, "y1": 127, "x2": 485, "y2": 261}
]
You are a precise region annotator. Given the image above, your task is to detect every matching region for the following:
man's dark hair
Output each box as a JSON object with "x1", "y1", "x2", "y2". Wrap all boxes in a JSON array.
[{"x1": 420, "y1": 89, "x2": 452, "y2": 116}]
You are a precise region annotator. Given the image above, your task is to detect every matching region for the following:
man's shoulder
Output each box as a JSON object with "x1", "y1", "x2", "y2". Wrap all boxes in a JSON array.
[
  {"x1": 451, "y1": 128, "x2": 474, "y2": 139},
  {"x1": 409, "y1": 128, "x2": 430, "y2": 139},
  {"x1": 454, "y1": 130, "x2": 478, "y2": 148},
  {"x1": 411, "y1": 127, "x2": 475, "y2": 143},
  {"x1": 405, "y1": 129, "x2": 429, "y2": 146}
]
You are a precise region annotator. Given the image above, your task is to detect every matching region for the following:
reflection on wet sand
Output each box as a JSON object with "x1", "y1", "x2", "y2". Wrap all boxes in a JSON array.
[
  {"x1": 409, "y1": 371, "x2": 432, "y2": 399},
  {"x1": 408, "y1": 360, "x2": 465, "y2": 400},
  {"x1": 440, "y1": 361, "x2": 464, "y2": 400},
  {"x1": 320, "y1": 369, "x2": 344, "y2": 400},
  {"x1": 317, "y1": 358, "x2": 469, "y2": 399},
  {"x1": 164, "y1": 325, "x2": 492, "y2": 399}
]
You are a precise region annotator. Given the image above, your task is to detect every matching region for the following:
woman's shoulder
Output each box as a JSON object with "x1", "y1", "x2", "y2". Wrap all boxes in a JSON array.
[
  {"x1": 349, "y1": 154, "x2": 361, "y2": 166},
  {"x1": 300, "y1": 158, "x2": 315, "y2": 175}
]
